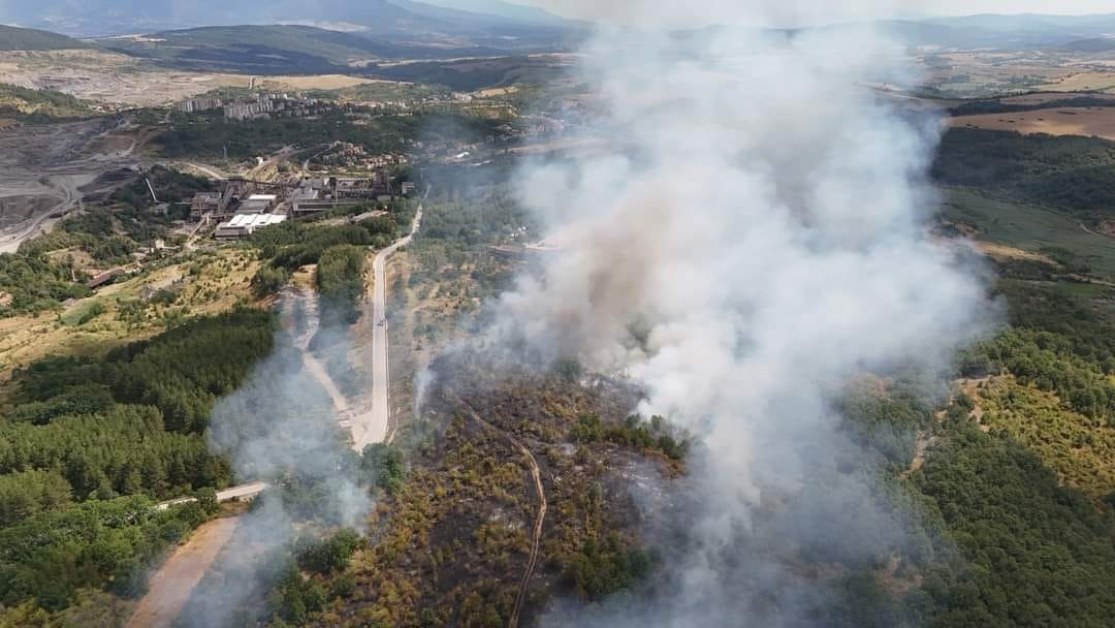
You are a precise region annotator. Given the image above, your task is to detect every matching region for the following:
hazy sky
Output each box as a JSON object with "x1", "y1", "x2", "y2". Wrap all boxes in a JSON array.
[
  {"x1": 926, "y1": 0, "x2": 1115, "y2": 13},
  {"x1": 511, "y1": 0, "x2": 1115, "y2": 19}
]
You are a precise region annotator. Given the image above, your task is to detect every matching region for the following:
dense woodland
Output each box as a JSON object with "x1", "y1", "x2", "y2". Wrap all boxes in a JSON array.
[
  {"x1": 0, "y1": 310, "x2": 274, "y2": 618},
  {"x1": 932, "y1": 128, "x2": 1115, "y2": 228},
  {"x1": 154, "y1": 108, "x2": 512, "y2": 161},
  {"x1": 248, "y1": 215, "x2": 402, "y2": 338}
]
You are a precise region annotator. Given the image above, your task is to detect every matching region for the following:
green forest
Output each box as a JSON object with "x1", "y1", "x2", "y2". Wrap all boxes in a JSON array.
[
  {"x1": 932, "y1": 128, "x2": 1115, "y2": 228},
  {"x1": 0, "y1": 309, "x2": 274, "y2": 618},
  {"x1": 154, "y1": 108, "x2": 511, "y2": 161}
]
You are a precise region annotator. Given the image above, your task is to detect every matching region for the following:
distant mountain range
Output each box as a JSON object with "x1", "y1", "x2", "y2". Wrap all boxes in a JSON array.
[
  {"x1": 0, "y1": 0, "x2": 578, "y2": 42},
  {"x1": 98, "y1": 24, "x2": 529, "y2": 72},
  {"x1": 879, "y1": 13, "x2": 1115, "y2": 50},
  {"x1": 4, "y1": 6, "x2": 1115, "y2": 66}
]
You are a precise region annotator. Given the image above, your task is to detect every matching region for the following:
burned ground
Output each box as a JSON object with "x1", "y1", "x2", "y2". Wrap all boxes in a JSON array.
[{"x1": 328, "y1": 356, "x2": 680, "y2": 627}]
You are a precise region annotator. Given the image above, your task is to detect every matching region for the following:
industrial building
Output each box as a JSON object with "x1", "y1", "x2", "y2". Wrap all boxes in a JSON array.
[
  {"x1": 237, "y1": 194, "x2": 278, "y2": 214},
  {"x1": 215, "y1": 214, "x2": 287, "y2": 239},
  {"x1": 189, "y1": 192, "x2": 222, "y2": 219}
]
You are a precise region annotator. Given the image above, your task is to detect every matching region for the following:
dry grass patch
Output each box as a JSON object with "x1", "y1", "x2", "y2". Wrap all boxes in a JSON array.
[
  {"x1": 951, "y1": 107, "x2": 1115, "y2": 141},
  {"x1": 0, "y1": 247, "x2": 264, "y2": 380}
]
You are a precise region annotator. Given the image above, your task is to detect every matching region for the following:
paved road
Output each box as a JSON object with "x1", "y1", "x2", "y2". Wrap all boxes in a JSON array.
[
  {"x1": 156, "y1": 481, "x2": 267, "y2": 511},
  {"x1": 351, "y1": 203, "x2": 423, "y2": 452}
]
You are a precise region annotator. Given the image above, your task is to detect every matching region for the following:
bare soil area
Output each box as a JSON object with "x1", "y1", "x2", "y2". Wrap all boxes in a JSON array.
[
  {"x1": 126, "y1": 517, "x2": 241, "y2": 628},
  {"x1": 951, "y1": 107, "x2": 1115, "y2": 140},
  {"x1": 0, "y1": 50, "x2": 255, "y2": 107},
  {"x1": 0, "y1": 117, "x2": 141, "y2": 253},
  {"x1": 257, "y1": 74, "x2": 382, "y2": 90},
  {"x1": 0, "y1": 51, "x2": 406, "y2": 108},
  {"x1": 1037, "y1": 71, "x2": 1115, "y2": 93}
]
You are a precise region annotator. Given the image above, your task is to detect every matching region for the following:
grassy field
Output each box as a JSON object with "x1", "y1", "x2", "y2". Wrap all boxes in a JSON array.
[
  {"x1": 942, "y1": 187, "x2": 1115, "y2": 276},
  {"x1": 0, "y1": 248, "x2": 262, "y2": 378},
  {"x1": 951, "y1": 107, "x2": 1115, "y2": 141}
]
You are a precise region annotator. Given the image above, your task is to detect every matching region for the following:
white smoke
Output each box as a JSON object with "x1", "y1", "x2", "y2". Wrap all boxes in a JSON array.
[
  {"x1": 488, "y1": 1, "x2": 992, "y2": 625},
  {"x1": 183, "y1": 292, "x2": 371, "y2": 626}
]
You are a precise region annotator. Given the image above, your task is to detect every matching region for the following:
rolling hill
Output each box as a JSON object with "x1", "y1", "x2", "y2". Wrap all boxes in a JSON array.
[
  {"x1": 101, "y1": 25, "x2": 402, "y2": 71},
  {"x1": 0, "y1": 24, "x2": 91, "y2": 51},
  {"x1": 0, "y1": 0, "x2": 581, "y2": 52},
  {"x1": 882, "y1": 13, "x2": 1115, "y2": 50},
  {"x1": 99, "y1": 24, "x2": 531, "y2": 73}
]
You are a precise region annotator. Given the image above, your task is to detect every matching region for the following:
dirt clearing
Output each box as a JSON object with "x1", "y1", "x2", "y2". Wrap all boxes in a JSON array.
[
  {"x1": 126, "y1": 517, "x2": 241, "y2": 628},
  {"x1": 951, "y1": 107, "x2": 1115, "y2": 141},
  {"x1": 974, "y1": 241, "x2": 1059, "y2": 265},
  {"x1": 257, "y1": 75, "x2": 383, "y2": 90},
  {"x1": 1037, "y1": 71, "x2": 1115, "y2": 93}
]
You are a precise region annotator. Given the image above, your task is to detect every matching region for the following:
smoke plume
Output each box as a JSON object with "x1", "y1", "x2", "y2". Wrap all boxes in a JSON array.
[
  {"x1": 180, "y1": 291, "x2": 371, "y2": 626},
  {"x1": 488, "y1": 1, "x2": 991, "y2": 625}
]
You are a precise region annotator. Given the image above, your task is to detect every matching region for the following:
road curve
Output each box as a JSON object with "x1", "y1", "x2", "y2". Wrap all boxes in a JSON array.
[{"x1": 351, "y1": 202, "x2": 423, "y2": 452}]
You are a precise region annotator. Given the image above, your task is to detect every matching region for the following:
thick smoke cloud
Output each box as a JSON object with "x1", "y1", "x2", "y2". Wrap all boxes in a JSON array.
[{"x1": 488, "y1": 0, "x2": 992, "y2": 625}]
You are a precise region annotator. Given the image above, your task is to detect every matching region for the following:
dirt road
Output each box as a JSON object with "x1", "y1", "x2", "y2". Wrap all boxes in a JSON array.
[
  {"x1": 183, "y1": 162, "x2": 228, "y2": 181},
  {"x1": 282, "y1": 287, "x2": 354, "y2": 427},
  {"x1": 351, "y1": 203, "x2": 424, "y2": 452},
  {"x1": 452, "y1": 392, "x2": 547, "y2": 628},
  {"x1": 126, "y1": 517, "x2": 241, "y2": 628}
]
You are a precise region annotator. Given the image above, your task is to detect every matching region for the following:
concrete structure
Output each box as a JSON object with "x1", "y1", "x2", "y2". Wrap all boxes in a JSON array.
[
  {"x1": 177, "y1": 98, "x2": 222, "y2": 114},
  {"x1": 225, "y1": 95, "x2": 275, "y2": 121},
  {"x1": 189, "y1": 192, "x2": 221, "y2": 219},
  {"x1": 293, "y1": 198, "x2": 356, "y2": 217},
  {"x1": 87, "y1": 268, "x2": 125, "y2": 289},
  {"x1": 215, "y1": 214, "x2": 286, "y2": 239},
  {"x1": 237, "y1": 194, "x2": 278, "y2": 214}
]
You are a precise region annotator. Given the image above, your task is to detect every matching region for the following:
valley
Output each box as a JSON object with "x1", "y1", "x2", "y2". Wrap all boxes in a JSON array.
[{"x1": 4, "y1": 3, "x2": 1115, "y2": 628}]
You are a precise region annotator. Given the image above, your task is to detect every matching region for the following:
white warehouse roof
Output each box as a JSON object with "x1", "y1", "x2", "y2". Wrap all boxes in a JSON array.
[{"x1": 227, "y1": 214, "x2": 286, "y2": 229}]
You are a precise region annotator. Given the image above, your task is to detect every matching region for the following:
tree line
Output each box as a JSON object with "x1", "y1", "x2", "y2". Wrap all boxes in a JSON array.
[
  {"x1": 0, "y1": 309, "x2": 276, "y2": 619},
  {"x1": 932, "y1": 128, "x2": 1115, "y2": 228}
]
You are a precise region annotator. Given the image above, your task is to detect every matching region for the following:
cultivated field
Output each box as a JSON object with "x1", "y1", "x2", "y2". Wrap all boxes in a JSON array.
[
  {"x1": 919, "y1": 51, "x2": 1115, "y2": 97},
  {"x1": 951, "y1": 107, "x2": 1115, "y2": 141},
  {"x1": 1037, "y1": 70, "x2": 1115, "y2": 93},
  {"x1": 256, "y1": 74, "x2": 384, "y2": 90}
]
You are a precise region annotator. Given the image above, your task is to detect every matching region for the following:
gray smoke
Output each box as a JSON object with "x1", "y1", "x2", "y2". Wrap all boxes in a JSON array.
[
  {"x1": 487, "y1": 1, "x2": 991, "y2": 625},
  {"x1": 181, "y1": 290, "x2": 370, "y2": 626}
]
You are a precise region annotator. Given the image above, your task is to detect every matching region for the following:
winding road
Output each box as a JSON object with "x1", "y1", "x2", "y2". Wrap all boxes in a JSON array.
[
  {"x1": 351, "y1": 202, "x2": 423, "y2": 452},
  {"x1": 133, "y1": 198, "x2": 424, "y2": 628}
]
